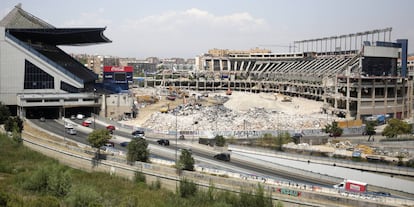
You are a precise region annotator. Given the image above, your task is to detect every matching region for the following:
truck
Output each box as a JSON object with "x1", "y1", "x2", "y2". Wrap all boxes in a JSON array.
[{"x1": 333, "y1": 179, "x2": 367, "y2": 193}]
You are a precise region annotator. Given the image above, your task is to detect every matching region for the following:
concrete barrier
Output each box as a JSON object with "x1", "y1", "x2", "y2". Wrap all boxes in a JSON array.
[{"x1": 20, "y1": 131, "x2": 414, "y2": 207}]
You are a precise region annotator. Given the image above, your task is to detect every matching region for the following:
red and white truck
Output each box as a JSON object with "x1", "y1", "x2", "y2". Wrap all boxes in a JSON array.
[{"x1": 334, "y1": 179, "x2": 367, "y2": 192}]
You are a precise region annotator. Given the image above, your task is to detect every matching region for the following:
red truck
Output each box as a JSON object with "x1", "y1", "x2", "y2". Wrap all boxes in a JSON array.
[{"x1": 334, "y1": 180, "x2": 367, "y2": 193}]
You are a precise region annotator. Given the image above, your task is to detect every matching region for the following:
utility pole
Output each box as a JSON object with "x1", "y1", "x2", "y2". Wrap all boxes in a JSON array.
[{"x1": 93, "y1": 88, "x2": 96, "y2": 129}]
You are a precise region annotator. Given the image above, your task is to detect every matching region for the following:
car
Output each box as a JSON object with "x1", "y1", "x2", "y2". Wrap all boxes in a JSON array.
[
  {"x1": 105, "y1": 141, "x2": 115, "y2": 148},
  {"x1": 76, "y1": 114, "x2": 85, "y2": 120},
  {"x1": 373, "y1": 191, "x2": 391, "y2": 197},
  {"x1": 132, "y1": 130, "x2": 145, "y2": 138},
  {"x1": 39, "y1": 117, "x2": 45, "y2": 122},
  {"x1": 66, "y1": 128, "x2": 77, "y2": 135},
  {"x1": 120, "y1": 142, "x2": 129, "y2": 147},
  {"x1": 214, "y1": 153, "x2": 231, "y2": 161},
  {"x1": 70, "y1": 115, "x2": 76, "y2": 120},
  {"x1": 157, "y1": 139, "x2": 170, "y2": 146},
  {"x1": 82, "y1": 121, "x2": 91, "y2": 127},
  {"x1": 64, "y1": 122, "x2": 74, "y2": 129},
  {"x1": 106, "y1": 125, "x2": 116, "y2": 134}
]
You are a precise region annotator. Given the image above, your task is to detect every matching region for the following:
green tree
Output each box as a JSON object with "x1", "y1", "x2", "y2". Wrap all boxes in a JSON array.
[
  {"x1": 322, "y1": 121, "x2": 343, "y2": 138},
  {"x1": 0, "y1": 102, "x2": 10, "y2": 124},
  {"x1": 4, "y1": 116, "x2": 23, "y2": 133},
  {"x1": 214, "y1": 135, "x2": 226, "y2": 147},
  {"x1": 275, "y1": 132, "x2": 291, "y2": 151},
  {"x1": 87, "y1": 129, "x2": 112, "y2": 159},
  {"x1": 178, "y1": 149, "x2": 194, "y2": 171},
  {"x1": 382, "y1": 118, "x2": 411, "y2": 138},
  {"x1": 364, "y1": 121, "x2": 377, "y2": 141},
  {"x1": 127, "y1": 138, "x2": 149, "y2": 163}
]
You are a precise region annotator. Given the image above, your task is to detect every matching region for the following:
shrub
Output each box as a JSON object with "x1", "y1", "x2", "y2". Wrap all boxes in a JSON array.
[
  {"x1": 149, "y1": 179, "x2": 161, "y2": 190},
  {"x1": 179, "y1": 178, "x2": 197, "y2": 198},
  {"x1": 215, "y1": 135, "x2": 226, "y2": 147},
  {"x1": 22, "y1": 165, "x2": 72, "y2": 197},
  {"x1": 134, "y1": 171, "x2": 146, "y2": 183},
  {"x1": 65, "y1": 185, "x2": 102, "y2": 207},
  {"x1": 30, "y1": 195, "x2": 60, "y2": 207}
]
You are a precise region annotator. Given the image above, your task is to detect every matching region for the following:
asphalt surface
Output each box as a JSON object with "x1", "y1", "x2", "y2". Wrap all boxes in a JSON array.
[{"x1": 31, "y1": 118, "x2": 329, "y2": 187}]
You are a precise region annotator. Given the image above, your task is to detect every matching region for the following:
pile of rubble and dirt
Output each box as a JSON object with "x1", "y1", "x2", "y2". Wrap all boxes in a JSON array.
[{"x1": 124, "y1": 89, "x2": 333, "y2": 132}]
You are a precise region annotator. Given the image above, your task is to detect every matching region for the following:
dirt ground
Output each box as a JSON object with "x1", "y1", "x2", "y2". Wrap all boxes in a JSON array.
[{"x1": 123, "y1": 87, "x2": 332, "y2": 132}]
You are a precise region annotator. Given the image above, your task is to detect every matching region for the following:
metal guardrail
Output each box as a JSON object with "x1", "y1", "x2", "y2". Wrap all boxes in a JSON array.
[{"x1": 230, "y1": 145, "x2": 414, "y2": 177}]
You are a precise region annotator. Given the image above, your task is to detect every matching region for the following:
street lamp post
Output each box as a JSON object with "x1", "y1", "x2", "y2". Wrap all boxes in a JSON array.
[
  {"x1": 175, "y1": 110, "x2": 178, "y2": 167},
  {"x1": 93, "y1": 88, "x2": 96, "y2": 129}
]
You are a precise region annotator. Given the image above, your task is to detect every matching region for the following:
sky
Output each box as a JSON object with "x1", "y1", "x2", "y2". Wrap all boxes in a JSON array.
[{"x1": 1, "y1": 0, "x2": 413, "y2": 59}]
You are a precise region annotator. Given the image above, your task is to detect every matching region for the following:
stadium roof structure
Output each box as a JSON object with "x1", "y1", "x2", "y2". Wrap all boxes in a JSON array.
[
  {"x1": 7, "y1": 28, "x2": 112, "y2": 46},
  {"x1": 0, "y1": 3, "x2": 54, "y2": 29},
  {"x1": 1, "y1": 4, "x2": 112, "y2": 84}
]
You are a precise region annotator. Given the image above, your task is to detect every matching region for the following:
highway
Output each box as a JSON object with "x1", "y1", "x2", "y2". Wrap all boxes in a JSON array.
[{"x1": 31, "y1": 118, "x2": 331, "y2": 187}]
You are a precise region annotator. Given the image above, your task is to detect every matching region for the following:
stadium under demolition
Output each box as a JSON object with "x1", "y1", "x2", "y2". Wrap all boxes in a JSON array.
[
  {"x1": 149, "y1": 28, "x2": 410, "y2": 123},
  {"x1": 0, "y1": 4, "x2": 411, "y2": 130}
]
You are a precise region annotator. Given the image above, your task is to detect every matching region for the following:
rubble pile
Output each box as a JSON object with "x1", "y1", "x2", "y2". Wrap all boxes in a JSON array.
[
  {"x1": 141, "y1": 103, "x2": 331, "y2": 132},
  {"x1": 128, "y1": 89, "x2": 333, "y2": 132}
]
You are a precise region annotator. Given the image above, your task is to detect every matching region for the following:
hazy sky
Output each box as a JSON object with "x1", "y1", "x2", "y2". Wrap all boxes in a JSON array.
[{"x1": 1, "y1": 0, "x2": 413, "y2": 59}]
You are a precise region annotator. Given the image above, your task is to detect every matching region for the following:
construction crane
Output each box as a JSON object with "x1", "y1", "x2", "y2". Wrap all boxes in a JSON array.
[{"x1": 258, "y1": 44, "x2": 297, "y2": 53}]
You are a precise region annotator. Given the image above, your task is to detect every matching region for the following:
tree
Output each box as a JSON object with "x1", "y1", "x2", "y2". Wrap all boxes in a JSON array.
[
  {"x1": 4, "y1": 116, "x2": 23, "y2": 133},
  {"x1": 275, "y1": 132, "x2": 291, "y2": 151},
  {"x1": 364, "y1": 121, "x2": 377, "y2": 141},
  {"x1": 382, "y1": 118, "x2": 411, "y2": 138},
  {"x1": 178, "y1": 149, "x2": 194, "y2": 171},
  {"x1": 127, "y1": 138, "x2": 149, "y2": 163},
  {"x1": 0, "y1": 102, "x2": 11, "y2": 124},
  {"x1": 322, "y1": 121, "x2": 343, "y2": 138},
  {"x1": 214, "y1": 135, "x2": 226, "y2": 147},
  {"x1": 87, "y1": 129, "x2": 112, "y2": 159}
]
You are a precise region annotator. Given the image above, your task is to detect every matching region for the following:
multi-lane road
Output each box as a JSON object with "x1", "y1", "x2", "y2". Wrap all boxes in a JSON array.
[{"x1": 31, "y1": 118, "x2": 331, "y2": 188}]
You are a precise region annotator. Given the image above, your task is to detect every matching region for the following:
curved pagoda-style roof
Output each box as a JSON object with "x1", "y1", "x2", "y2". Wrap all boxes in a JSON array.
[{"x1": 7, "y1": 28, "x2": 112, "y2": 45}]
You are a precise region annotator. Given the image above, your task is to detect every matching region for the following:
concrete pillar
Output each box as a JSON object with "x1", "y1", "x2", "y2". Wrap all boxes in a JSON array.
[
  {"x1": 394, "y1": 81, "x2": 398, "y2": 118},
  {"x1": 356, "y1": 78, "x2": 362, "y2": 120},
  {"x1": 383, "y1": 80, "x2": 388, "y2": 115},
  {"x1": 371, "y1": 80, "x2": 375, "y2": 115},
  {"x1": 346, "y1": 75, "x2": 350, "y2": 118}
]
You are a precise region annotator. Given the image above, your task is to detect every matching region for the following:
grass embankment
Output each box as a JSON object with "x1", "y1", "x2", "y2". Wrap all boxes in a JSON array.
[{"x1": 0, "y1": 133, "x2": 275, "y2": 207}]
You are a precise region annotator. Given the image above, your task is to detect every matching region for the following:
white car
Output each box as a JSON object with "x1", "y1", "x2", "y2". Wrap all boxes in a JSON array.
[
  {"x1": 76, "y1": 114, "x2": 85, "y2": 120},
  {"x1": 66, "y1": 128, "x2": 77, "y2": 135},
  {"x1": 64, "y1": 122, "x2": 74, "y2": 129}
]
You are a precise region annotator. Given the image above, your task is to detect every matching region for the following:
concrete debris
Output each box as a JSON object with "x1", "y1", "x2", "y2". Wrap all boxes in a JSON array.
[{"x1": 141, "y1": 94, "x2": 331, "y2": 132}]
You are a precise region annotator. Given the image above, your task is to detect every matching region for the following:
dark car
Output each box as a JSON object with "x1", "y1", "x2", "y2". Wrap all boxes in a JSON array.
[
  {"x1": 214, "y1": 153, "x2": 231, "y2": 162},
  {"x1": 157, "y1": 139, "x2": 170, "y2": 146},
  {"x1": 120, "y1": 142, "x2": 129, "y2": 147},
  {"x1": 374, "y1": 191, "x2": 391, "y2": 197}
]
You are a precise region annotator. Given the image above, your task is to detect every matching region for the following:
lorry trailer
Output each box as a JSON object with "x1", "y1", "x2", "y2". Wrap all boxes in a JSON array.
[{"x1": 334, "y1": 179, "x2": 367, "y2": 193}]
